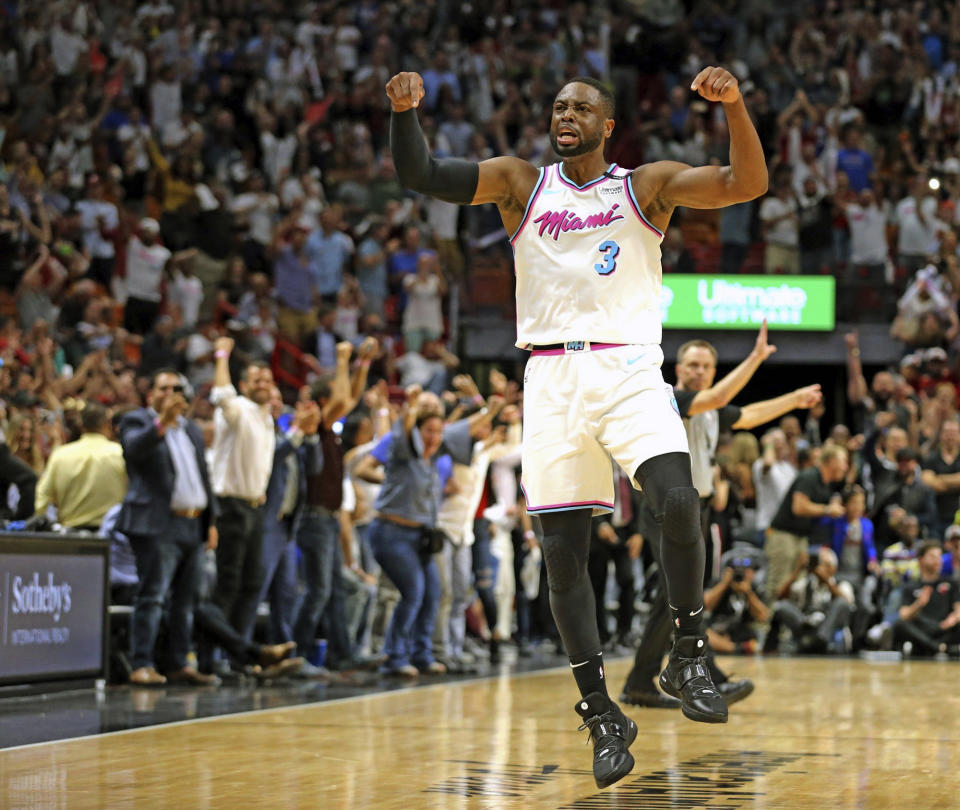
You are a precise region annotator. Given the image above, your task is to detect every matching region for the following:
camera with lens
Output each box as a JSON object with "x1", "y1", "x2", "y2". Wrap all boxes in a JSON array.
[{"x1": 730, "y1": 554, "x2": 754, "y2": 582}]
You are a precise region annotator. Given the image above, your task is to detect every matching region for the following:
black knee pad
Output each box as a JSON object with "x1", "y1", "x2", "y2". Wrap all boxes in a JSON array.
[
  {"x1": 663, "y1": 487, "x2": 701, "y2": 547},
  {"x1": 542, "y1": 535, "x2": 584, "y2": 593}
]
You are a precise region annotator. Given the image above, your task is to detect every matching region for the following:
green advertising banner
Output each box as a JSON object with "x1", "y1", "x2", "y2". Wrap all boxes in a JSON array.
[{"x1": 661, "y1": 275, "x2": 835, "y2": 331}]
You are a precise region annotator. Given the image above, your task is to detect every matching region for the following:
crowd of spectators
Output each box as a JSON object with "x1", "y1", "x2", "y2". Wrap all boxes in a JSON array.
[{"x1": 4, "y1": 0, "x2": 960, "y2": 687}]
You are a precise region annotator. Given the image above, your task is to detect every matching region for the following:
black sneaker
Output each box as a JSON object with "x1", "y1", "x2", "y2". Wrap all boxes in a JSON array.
[
  {"x1": 658, "y1": 636, "x2": 728, "y2": 724},
  {"x1": 619, "y1": 687, "x2": 681, "y2": 709},
  {"x1": 718, "y1": 678, "x2": 754, "y2": 706},
  {"x1": 574, "y1": 692, "x2": 638, "y2": 789}
]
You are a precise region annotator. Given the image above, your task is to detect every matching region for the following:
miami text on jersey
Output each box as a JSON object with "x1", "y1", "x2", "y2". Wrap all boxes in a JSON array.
[{"x1": 533, "y1": 203, "x2": 625, "y2": 241}]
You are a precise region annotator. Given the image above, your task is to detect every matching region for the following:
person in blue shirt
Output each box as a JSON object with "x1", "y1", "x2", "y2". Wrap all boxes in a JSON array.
[
  {"x1": 835, "y1": 125, "x2": 875, "y2": 192},
  {"x1": 354, "y1": 389, "x2": 503, "y2": 676}
]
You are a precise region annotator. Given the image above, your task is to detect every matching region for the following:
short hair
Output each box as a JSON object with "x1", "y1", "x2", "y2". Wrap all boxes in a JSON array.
[
  {"x1": 917, "y1": 540, "x2": 942, "y2": 561},
  {"x1": 310, "y1": 372, "x2": 334, "y2": 401},
  {"x1": 149, "y1": 367, "x2": 181, "y2": 390},
  {"x1": 842, "y1": 484, "x2": 865, "y2": 504},
  {"x1": 676, "y1": 339, "x2": 717, "y2": 365},
  {"x1": 241, "y1": 360, "x2": 271, "y2": 382},
  {"x1": 559, "y1": 76, "x2": 615, "y2": 119},
  {"x1": 820, "y1": 444, "x2": 848, "y2": 465},
  {"x1": 81, "y1": 401, "x2": 109, "y2": 432}
]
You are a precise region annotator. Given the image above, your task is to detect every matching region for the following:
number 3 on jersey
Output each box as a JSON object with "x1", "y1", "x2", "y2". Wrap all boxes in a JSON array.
[{"x1": 594, "y1": 240, "x2": 620, "y2": 275}]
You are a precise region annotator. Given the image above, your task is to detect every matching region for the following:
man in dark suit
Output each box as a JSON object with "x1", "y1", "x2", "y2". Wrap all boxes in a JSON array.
[{"x1": 119, "y1": 368, "x2": 220, "y2": 686}]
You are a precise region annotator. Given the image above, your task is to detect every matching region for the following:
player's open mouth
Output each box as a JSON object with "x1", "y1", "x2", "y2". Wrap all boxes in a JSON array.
[{"x1": 557, "y1": 129, "x2": 578, "y2": 146}]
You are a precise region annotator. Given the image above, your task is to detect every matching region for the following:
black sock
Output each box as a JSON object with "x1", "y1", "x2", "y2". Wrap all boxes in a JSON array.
[
  {"x1": 570, "y1": 649, "x2": 608, "y2": 699},
  {"x1": 671, "y1": 604, "x2": 704, "y2": 637}
]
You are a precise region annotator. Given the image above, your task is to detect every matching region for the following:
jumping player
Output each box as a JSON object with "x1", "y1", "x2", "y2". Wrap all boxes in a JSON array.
[{"x1": 386, "y1": 66, "x2": 767, "y2": 789}]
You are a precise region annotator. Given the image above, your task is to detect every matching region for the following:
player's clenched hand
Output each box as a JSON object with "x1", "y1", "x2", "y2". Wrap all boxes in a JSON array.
[
  {"x1": 691, "y1": 66, "x2": 740, "y2": 104},
  {"x1": 386, "y1": 72, "x2": 426, "y2": 113}
]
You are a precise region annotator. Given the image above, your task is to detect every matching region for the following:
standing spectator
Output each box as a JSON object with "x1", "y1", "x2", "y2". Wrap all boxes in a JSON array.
[
  {"x1": 76, "y1": 174, "x2": 118, "y2": 286},
  {"x1": 123, "y1": 219, "x2": 170, "y2": 335},
  {"x1": 292, "y1": 340, "x2": 375, "y2": 674},
  {"x1": 367, "y1": 386, "x2": 473, "y2": 676},
  {"x1": 796, "y1": 176, "x2": 834, "y2": 274},
  {"x1": 718, "y1": 200, "x2": 754, "y2": 274},
  {"x1": 256, "y1": 390, "x2": 321, "y2": 647},
  {"x1": 118, "y1": 369, "x2": 219, "y2": 686},
  {"x1": 766, "y1": 446, "x2": 849, "y2": 603},
  {"x1": 307, "y1": 206, "x2": 354, "y2": 304},
  {"x1": 895, "y1": 174, "x2": 948, "y2": 275},
  {"x1": 35, "y1": 403, "x2": 126, "y2": 530},
  {"x1": 921, "y1": 417, "x2": 960, "y2": 539},
  {"x1": 271, "y1": 219, "x2": 319, "y2": 349},
  {"x1": 402, "y1": 253, "x2": 446, "y2": 353},
  {"x1": 760, "y1": 168, "x2": 799, "y2": 273},
  {"x1": 893, "y1": 541, "x2": 960, "y2": 656},
  {"x1": 389, "y1": 226, "x2": 430, "y2": 283},
  {"x1": 834, "y1": 125, "x2": 874, "y2": 192},
  {"x1": 356, "y1": 218, "x2": 392, "y2": 316},
  {"x1": 845, "y1": 188, "x2": 889, "y2": 281},
  {"x1": 0, "y1": 429, "x2": 38, "y2": 520},
  {"x1": 209, "y1": 337, "x2": 276, "y2": 650},
  {"x1": 231, "y1": 171, "x2": 279, "y2": 272},
  {"x1": 752, "y1": 428, "x2": 796, "y2": 545}
]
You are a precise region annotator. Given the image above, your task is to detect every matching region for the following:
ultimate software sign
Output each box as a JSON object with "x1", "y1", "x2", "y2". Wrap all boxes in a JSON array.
[
  {"x1": 0, "y1": 552, "x2": 105, "y2": 682},
  {"x1": 661, "y1": 275, "x2": 835, "y2": 330}
]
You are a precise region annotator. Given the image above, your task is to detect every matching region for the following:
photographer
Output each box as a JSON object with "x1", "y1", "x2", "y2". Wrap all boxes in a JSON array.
[
  {"x1": 763, "y1": 547, "x2": 854, "y2": 654},
  {"x1": 704, "y1": 549, "x2": 769, "y2": 654}
]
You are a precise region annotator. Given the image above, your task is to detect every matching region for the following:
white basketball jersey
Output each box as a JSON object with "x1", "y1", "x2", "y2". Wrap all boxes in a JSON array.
[{"x1": 511, "y1": 162, "x2": 664, "y2": 348}]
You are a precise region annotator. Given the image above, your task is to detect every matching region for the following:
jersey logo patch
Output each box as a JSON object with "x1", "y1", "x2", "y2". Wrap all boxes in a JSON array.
[{"x1": 533, "y1": 204, "x2": 624, "y2": 241}]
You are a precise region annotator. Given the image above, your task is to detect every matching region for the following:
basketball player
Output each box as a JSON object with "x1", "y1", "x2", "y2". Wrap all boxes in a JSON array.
[{"x1": 386, "y1": 66, "x2": 768, "y2": 789}]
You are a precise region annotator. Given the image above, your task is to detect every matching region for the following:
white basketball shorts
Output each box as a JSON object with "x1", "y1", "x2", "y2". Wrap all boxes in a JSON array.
[{"x1": 520, "y1": 342, "x2": 689, "y2": 514}]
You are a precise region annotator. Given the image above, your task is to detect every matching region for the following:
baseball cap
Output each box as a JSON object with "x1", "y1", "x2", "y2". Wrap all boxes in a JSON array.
[
  {"x1": 925, "y1": 346, "x2": 948, "y2": 362},
  {"x1": 945, "y1": 525, "x2": 960, "y2": 542},
  {"x1": 139, "y1": 217, "x2": 160, "y2": 233},
  {"x1": 900, "y1": 353, "x2": 922, "y2": 368}
]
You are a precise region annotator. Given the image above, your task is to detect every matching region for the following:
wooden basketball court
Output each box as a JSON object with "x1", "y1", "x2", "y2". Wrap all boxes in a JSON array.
[{"x1": 2, "y1": 656, "x2": 958, "y2": 809}]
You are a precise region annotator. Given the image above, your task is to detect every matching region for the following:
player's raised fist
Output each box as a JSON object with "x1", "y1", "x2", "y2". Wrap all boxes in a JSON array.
[
  {"x1": 386, "y1": 72, "x2": 426, "y2": 112},
  {"x1": 690, "y1": 66, "x2": 740, "y2": 104}
]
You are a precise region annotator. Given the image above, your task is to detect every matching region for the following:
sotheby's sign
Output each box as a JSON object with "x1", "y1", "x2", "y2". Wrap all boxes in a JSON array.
[{"x1": 1, "y1": 552, "x2": 105, "y2": 681}]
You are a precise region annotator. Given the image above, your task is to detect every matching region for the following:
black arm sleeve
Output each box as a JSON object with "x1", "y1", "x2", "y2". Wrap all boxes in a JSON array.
[
  {"x1": 718, "y1": 404, "x2": 742, "y2": 433},
  {"x1": 390, "y1": 109, "x2": 479, "y2": 205}
]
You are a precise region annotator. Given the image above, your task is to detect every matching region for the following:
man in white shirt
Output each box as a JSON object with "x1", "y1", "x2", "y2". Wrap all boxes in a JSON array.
[
  {"x1": 846, "y1": 189, "x2": 888, "y2": 274},
  {"x1": 895, "y1": 174, "x2": 948, "y2": 274},
  {"x1": 76, "y1": 174, "x2": 118, "y2": 286},
  {"x1": 209, "y1": 336, "x2": 277, "y2": 646},
  {"x1": 123, "y1": 218, "x2": 171, "y2": 334},
  {"x1": 760, "y1": 168, "x2": 799, "y2": 273},
  {"x1": 752, "y1": 428, "x2": 797, "y2": 544}
]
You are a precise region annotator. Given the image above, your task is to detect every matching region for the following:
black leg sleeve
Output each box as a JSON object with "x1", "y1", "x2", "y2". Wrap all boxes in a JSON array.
[
  {"x1": 538, "y1": 509, "x2": 601, "y2": 661},
  {"x1": 635, "y1": 453, "x2": 704, "y2": 612}
]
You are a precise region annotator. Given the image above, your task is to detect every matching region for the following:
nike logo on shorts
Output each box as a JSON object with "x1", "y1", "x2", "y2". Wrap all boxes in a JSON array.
[{"x1": 627, "y1": 353, "x2": 646, "y2": 365}]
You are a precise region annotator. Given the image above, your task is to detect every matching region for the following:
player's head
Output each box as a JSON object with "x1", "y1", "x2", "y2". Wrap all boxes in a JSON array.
[
  {"x1": 550, "y1": 77, "x2": 615, "y2": 159},
  {"x1": 675, "y1": 340, "x2": 718, "y2": 391}
]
